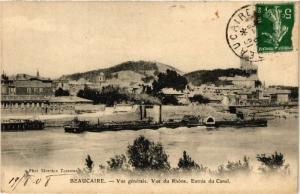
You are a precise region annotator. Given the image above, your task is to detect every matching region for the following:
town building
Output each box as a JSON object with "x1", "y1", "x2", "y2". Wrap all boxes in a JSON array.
[
  {"x1": 91, "y1": 72, "x2": 106, "y2": 83},
  {"x1": 53, "y1": 79, "x2": 70, "y2": 91},
  {"x1": 232, "y1": 87, "x2": 291, "y2": 106},
  {"x1": 218, "y1": 75, "x2": 259, "y2": 88},
  {"x1": 2, "y1": 72, "x2": 53, "y2": 96},
  {"x1": 47, "y1": 96, "x2": 93, "y2": 114},
  {"x1": 218, "y1": 59, "x2": 260, "y2": 88},
  {"x1": 68, "y1": 78, "x2": 102, "y2": 96},
  {"x1": 264, "y1": 88, "x2": 291, "y2": 104},
  {"x1": 1, "y1": 72, "x2": 54, "y2": 112},
  {"x1": 161, "y1": 88, "x2": 190, "y2": 104}
]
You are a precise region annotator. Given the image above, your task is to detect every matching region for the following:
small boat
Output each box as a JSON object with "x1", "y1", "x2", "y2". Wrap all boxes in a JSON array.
[{"x1": 1, "y1": 119, "x2": 45, "y2": 131}]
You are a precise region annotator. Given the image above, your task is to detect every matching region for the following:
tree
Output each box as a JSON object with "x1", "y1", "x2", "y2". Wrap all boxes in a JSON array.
[
  {"x1": 255, "y1": 80, "x2": 262, "y2": 87},
  {"x1": 77, "y1": 87, "x2": 98, "y2": 103},
  {"x1": 189, "y1": 94, "x2": 210, "y2": 104},
  {"x1": 127, "y1": 136, "x2": 170, "y2": 171},
  {"x1": 256, "y1": 151, "x2": 289, "y2": 174},
  {"x1": 178, "y1": 151, "x2": 201, "y2": 171},
  {"x1": 146, "y1": 69, "x2": 187, "y2": 105},
  {"x1": 107, "y1": 154, "x2": 128, "y2": 170},
  {"x1": 185, "y1": 68, "x2": 252, "y2": 86},
  {"x1": 85, "y1": 155, "x2": 94, "y2": 172},
  {"x1": 77, "y1": 85, "x2": 129, "y2": 106},
  {"x1": 78, "y1": 85, "x2": 162, "y2": 106},
  {"x1": 161, "y1": 95, "x2": 179, "y2": 105},
  {"x1": 217, "y1": 156, "x2": 251, "y2": 176},
  {"x1": 55, "y1": 87, "x2": 70, "y2": 96},
  {"x1": 151, "y1": 69, "x2": 188, "y2": 94}
]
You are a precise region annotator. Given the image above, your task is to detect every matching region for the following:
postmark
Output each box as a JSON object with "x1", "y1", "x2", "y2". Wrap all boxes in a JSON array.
[
  {"x1": 226, "y1": 5, "x2": 264, "y2": 62},
  {"x1": 256, "y1": 3, "x2": 294, "y2": 53}
]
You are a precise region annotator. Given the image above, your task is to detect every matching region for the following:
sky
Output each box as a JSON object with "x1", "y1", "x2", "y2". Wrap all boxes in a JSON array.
[{"x1": 1, "y1": 2, "x2": 299, "y2": 86}]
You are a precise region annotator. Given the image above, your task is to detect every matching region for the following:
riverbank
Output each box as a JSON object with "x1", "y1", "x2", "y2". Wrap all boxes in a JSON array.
[
  {"x1": 1, "y1": 104, "x2": 236, "y2": 127},
  {"x1": 1, "y1": 104, "x2": 297, "y2": 128}
]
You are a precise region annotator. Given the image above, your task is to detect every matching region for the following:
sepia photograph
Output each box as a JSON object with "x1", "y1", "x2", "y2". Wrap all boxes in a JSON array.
[{"x1": 0, "y1": 1, "x2": 299, "y2": 193}]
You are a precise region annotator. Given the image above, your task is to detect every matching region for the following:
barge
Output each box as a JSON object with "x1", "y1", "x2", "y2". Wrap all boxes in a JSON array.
[
  {"x1": 64, "y1": 115, "x2": 268, "y2": 133},
  {"x1": 64, "y1": 115, "x2": 202, "y2": 133},
  {"x1": 204, "y1": 119, "x2": 268, "y2": 128},
  {"x1": 1, "y1": 119, "x2": 45, "y2": 131},
  {"x1": 64, "y1": 120, "x2": 202, "y2": 133}
]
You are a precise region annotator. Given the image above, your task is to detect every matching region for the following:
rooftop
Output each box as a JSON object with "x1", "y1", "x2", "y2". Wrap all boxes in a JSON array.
[
  {"x1": 161, "y1": 88, "x2": 184, "y2": 95},
  {"x1": 265, "y1": 88, "x2": 291, "y2": 95},
  {"x1": 11, "y1": 74, "x2": 52, "y2": 82},
  {"x1": 219, "y1": 75, "x2": 258, "y2": 81}
]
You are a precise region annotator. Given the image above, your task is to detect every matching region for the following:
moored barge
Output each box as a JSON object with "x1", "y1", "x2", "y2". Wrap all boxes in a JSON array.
[
  {"x1": 1, "y1": 119, "x2": 45, "y2": 131},
  {"x1": 64, "y1": 115, "x2": 203, "y2": 133},
  {"x1": 204, "y1": 119, "x2": 268, "y2": 128},
  {"x1": 64, "y1": 116, "x2": 268, "y2": 133}
]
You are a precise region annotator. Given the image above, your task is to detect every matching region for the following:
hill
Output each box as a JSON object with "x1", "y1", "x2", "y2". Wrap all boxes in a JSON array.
[
  {"x1": 60, "y1": 61, "x2": 255, "y2": 88},
  {"x1": 184, "y1": 68, "x2": 252, "y2": 86},
  {"x1": 60, "y1": 61, "x2": 183, "y2": 82}
]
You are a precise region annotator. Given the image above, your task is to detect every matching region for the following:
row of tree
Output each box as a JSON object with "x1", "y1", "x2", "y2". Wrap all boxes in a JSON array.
[
  {"x1": 77, "y1": 85, "x2": 161, "y2": 106},
  {"x1": 84, "y1": 136, "x2": 290, "y2": 176}
]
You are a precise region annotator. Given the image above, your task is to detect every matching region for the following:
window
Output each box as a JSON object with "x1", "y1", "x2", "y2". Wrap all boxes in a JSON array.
[
  {"x1": 39, "y1": 88, "x2": 43, "y2": 92},
  {"x1": 27, "y1": 88, "x2": 31, "y2": 94},
  {"x1": 9, "y1": 88, "x2": 16, "y2": 95}
]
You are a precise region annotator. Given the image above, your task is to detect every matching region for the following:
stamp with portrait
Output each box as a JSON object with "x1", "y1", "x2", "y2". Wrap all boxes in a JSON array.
[
  {"x1": 256, "y1": 3, "x2": 295, "y2": 53},
  {"x1": 226, "y1": 3, "x2": 295, "y2": 61}
]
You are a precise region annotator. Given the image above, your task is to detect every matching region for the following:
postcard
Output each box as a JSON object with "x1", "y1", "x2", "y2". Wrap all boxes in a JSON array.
[{"x1": 1, "y1": 1, "x2": 299, "y2": 193}]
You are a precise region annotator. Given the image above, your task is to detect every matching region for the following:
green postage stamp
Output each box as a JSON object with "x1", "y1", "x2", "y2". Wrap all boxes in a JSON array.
[{"x1": 256, "y1": 3, "x2": 295, "y2": 53}]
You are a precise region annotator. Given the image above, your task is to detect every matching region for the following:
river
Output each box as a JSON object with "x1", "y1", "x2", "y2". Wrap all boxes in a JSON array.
[{"x1": 1, "y1": 118, "x2": 298, "y2": 175}]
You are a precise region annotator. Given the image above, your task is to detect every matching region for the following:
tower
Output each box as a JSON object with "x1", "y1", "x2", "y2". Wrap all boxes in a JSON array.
[
  {"x1": 36, "y1": 69, "x2": 40, "y2": 77},
  {"x1": 240, "y1": 58, "x2": 258, "y2": 77}
]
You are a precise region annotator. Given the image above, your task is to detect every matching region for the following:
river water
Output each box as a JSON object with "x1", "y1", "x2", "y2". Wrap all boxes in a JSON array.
[{"x1": 1, "y1": 118, "x2": 298, "y2": 175}]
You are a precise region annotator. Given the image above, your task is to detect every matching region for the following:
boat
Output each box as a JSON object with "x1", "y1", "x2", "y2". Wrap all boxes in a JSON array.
[
  {"x1": 86, "y1": 121, "x2": 162, "y2": 132},
  {"x1": 1, "y1": 119, "x2": 45, "y2": 131},
  {"x1": 64, "y1": 118, "x2": 89, "y2": 133},
  {"x1": 204, "y1": 119, "x2": 268, "y2": 128},
  {"x1": 64, "y1": 120, "x2": 161, "y2": 133},
  {"x1": 64, "y1": 115, "x2": 204, "y2": 133}
]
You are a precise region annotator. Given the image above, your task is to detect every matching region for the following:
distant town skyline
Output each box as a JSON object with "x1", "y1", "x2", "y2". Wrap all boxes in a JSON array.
[{"x1": 1, "y1": 2, "x2": 298, "y2": 86}]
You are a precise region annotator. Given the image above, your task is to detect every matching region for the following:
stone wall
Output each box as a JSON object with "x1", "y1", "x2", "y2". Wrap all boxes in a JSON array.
[{"x1": 158, "y1": 105, "x2": 236, "y2": 121}]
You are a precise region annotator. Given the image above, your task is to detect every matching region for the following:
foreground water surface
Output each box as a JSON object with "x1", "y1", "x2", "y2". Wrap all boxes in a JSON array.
[{"x1": 1, "y1": 118, "x2": 298, "y2": 174}]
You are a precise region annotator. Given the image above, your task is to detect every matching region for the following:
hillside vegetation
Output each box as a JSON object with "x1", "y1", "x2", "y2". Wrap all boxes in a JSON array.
[
  {"x1": 60, "y1": 61, "x2": 255, "y2": 87},
  {"x1": 60, "y1": 61, "x2": 182, "y2": 81},
  {"x1": 184, "y1": 68, "x2": 251, "y2": 86}
]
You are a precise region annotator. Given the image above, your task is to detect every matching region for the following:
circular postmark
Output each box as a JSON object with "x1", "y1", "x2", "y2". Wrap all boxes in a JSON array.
[{"x1": 226, "y1": 5, "x2": 264, "y2": 62}]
